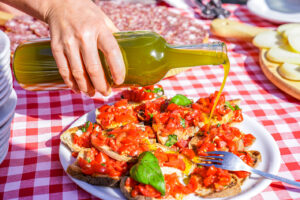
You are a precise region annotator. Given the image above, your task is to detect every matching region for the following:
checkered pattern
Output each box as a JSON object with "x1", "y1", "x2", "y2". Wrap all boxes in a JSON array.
[{"x1": 0, "y1": 3, "x2": 300, "y2": 200}]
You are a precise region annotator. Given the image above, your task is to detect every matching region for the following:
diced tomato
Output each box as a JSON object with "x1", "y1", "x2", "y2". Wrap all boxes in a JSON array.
[
  {"x1": 154, "y1": 150, "x2": 169, "y2": 163},
  {"x1": 176, "y1": 139, "x2": 188, "y2": 149},
  {"x1": 243, "y1": 134, "x2": 256, "y2": 147},
  {"x1": 164, "y1": 159, "x2": 186, "y2": 171},
  {"x1": 114, "y1": 99, "x2": 128, "y2": 107},
  {"x1": 233, "y1": 109, "x2": 243, "y2": 122},
  {"x1": 95, "y1": 151, "x2": 109, "y2": 163},
  {"x1": 203, "y1": 175, "x2": 216, "y2": 187},
  {"x1": 180, "y1": 148, "x2": 195, "y2": 159},
  {"x1": 234, "y1": 171, "x2": 250, "y2": 178},
  {"x1": 206, "y1": 166, "x2": 217, "y2": 176}
]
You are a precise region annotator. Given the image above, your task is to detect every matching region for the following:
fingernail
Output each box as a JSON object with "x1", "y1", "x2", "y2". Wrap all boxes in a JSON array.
[
  {"x1": 72, "y1": 88, "x2": 80, "y2": 93},
  {"x1": 115, "y1": 59, "x2": 125, "y2": 85},
  {"x1": 88, "y1": 90, "x2": 96, "y2": 97},
  {"x1": 102, "y1": 88, "x2": 112, "y2": 97}
]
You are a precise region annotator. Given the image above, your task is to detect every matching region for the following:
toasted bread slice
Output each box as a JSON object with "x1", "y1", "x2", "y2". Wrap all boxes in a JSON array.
[
  {"x1": 200, "y1": 99, "x2": 242, "y2": 127},
  {"x1": 95, "y1": 101, "x2": 139, "y2": 129},
  {"x1": 60, "y1": 125, "x2": 89, "y2": 153},
  {"x1": 155, "y1": 126, "x2": 199, "y2": 147},
  {"x1": 194, "y1": 174, "x2": 241, "y2": 198},
  {"x1": 120, "y1": 176, "x2": 176, "y2": 200},
  {"x1": 239, "y1": 150, "x2": 261, "y2": 184},
  {"x1": 91, "y1": 123, "x2": 157, "y2": 162},
  {"x1": 67, "y1": 149, "x2": 121, "y2": 187}
]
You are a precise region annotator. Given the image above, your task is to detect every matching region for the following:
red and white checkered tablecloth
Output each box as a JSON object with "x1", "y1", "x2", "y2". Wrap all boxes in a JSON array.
[{"x1": 0, "y1": 3, "x2": 300, "y2": 200}]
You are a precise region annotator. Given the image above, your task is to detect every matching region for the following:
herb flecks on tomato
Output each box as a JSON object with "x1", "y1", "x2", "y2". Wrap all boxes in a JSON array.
[
  {"x1": 193, "y1": 165, "x2": 231, "y2": 191},
  {"x1": 121, "y1": 85, "x2": 164, "y2": 102},
  {"x1": 96, "y1": 99, "x2": 138, "y2": 129},
  {"x1": 126, "y1": 173, "x2": 198, "y2": 198},
  {"x1": 92, "y1": 123, "x2": 154, "y2": 157},
  {"x1": 78, "y1": 148, "x2": 128, "y2": 177}
]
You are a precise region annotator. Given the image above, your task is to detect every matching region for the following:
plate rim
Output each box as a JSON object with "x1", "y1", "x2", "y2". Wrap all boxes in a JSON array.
[
  {"x1": 59, "y1": 107, "x2": 281, "y2": 200},
  {"x1": 247, "y1": 0, "x2": 300, "y2": 23},
  {"x1": 0, "y1": 90, "x2": 17, "y2": 127}
]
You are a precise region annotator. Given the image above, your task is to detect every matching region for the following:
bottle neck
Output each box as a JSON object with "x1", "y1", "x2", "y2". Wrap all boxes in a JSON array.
[{"x1": 165, "y1": 42, "x2": 228, "y2": 69}]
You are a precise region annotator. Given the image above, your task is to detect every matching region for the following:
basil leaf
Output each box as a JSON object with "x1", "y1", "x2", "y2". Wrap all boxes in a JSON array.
[
  {"x1": 108, "y1": 134, "x2": 115, "y2": 138},
  {"x1": 81, "y1": 121, "x2": 91, "y2": 132},
  {"x1": 149, "y1": 113, "x2": 154, "y2": 118},
  {"x1": 101, "y1": 163, "x2": 106, "y2": 166},
  {"x1": 217, "y1": 123, "x2": 221, "y2": 127},
  {"x1": 87, "y1": 158, "x2": 91, "y2": 163},
  {"x1": 152, "y1": 88, "x2": 164, "y2": 94},
  {"x1": 180, "y1": 117, "x2": 186, "y2": 128},
  {"x1": 170, "y1": 94, "x2": 192, "y2": 106},
  {"x1": 145, "y1": 89, "x2": 152, "y2": 93},
  {"x1": 130, "y1": 152, "x2": 165, "y2": 196},
  {"x1": 234, "y1": 105, "x2": 241, "y2": 110},
  {"x1": 165, "y1": 134, "x2": 177, "y2": 147},
  {"x1": 225, "y1": 101, "x2": 235, "y2": 111}
]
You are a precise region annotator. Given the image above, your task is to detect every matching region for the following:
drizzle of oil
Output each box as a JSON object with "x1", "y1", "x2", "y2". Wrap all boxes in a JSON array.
[{"x1": 208, "y1": 56, "x2": 230, "y2": 126}]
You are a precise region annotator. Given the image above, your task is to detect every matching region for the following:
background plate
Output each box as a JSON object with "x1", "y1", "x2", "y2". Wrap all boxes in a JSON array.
[
  {"x1": 247, "y1": 0, "x2": 300, "y2": 23},
  {"x1": 59, "y1": 106, "x2": 281, "y2": 200}
]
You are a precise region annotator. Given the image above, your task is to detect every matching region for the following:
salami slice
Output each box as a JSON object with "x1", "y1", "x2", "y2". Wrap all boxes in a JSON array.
[{"x1": 4, "y1": 0, "x2": 208, "y2": 52}]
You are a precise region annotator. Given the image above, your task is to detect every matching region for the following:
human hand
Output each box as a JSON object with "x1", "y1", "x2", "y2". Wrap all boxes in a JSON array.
[{"x1": 45, "y1": 0, "x2": 125, "y2": 96}]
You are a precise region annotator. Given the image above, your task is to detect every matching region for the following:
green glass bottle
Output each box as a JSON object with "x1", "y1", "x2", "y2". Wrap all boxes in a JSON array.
[{"x1": 13, "y1": 31, "x2": 229, "y2": 90}]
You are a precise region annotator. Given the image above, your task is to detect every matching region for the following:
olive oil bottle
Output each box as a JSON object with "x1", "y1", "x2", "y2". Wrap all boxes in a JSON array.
[{"x1": 13, "y1": 31, "x2": 229, "y2": 90}]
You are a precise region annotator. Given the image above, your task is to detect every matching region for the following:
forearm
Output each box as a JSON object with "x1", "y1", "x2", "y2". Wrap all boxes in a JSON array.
[{"x1": 0, "y1": 0, "x2": 57, "y2": 21}]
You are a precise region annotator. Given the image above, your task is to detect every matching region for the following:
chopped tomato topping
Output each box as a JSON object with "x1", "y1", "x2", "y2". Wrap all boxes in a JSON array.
[
  {"x1": 193, "y1": 166, "x2": 231, "y2": 191},
  {"x1": 180, "y1": 148, "x2": 195, "y2": 159},
  {"x1": 154, "y1": 149, "x2": 186, "y2": 171},
  {"x1": 91, "y1": 123, "x2": 154, "y2": 157},
  {"x1": 126, "y1": 172, "x2": 198, "y2": 198},
  {"x1": 121, "y1": 85, "x2": 163, "y2": 102},
  {"x1": 242, "y1": 134, "x2": 256, "y2": 147},
  {"x1": 73, "y1": 130, "x2": 92, "y2": 148},
  {"x1": 96, "y1": 99, "x2": 138, "y2": 129},
  {"x1": 232, "y1": 152, "x2": 254, "y2": 178},
  {"x1": 78, "y1": 148, "x2": 128, "y2": 177}
]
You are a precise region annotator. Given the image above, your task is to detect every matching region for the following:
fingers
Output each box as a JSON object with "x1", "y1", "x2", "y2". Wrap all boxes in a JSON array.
[
  {"x1": 51, "y1": 43, "x2": 79, "y2": 93},
  {"x1": 97, "y1": 29, "x2": 125, "y2": 85},
  {"x1": 80, "y1": 36, "x2": 111, "y2": 96},
  {"x1": 63, "y1": 39, "x2": 95, "y2": 96}
]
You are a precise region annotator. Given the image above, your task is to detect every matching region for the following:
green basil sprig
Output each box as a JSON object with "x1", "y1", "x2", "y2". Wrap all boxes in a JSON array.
[
  {"x1": 225, "y1": 101, "x2": 241, "y2": 111},
  {"x1": 81, "y1": 121, "x2": 91, "y2": 132},
  {"x1": 145, "y1": 87, "x2": 164, "y2": 95},
  {"x1": 180, "y1": 117, "x2": 186, "y2": 128},
  {"x1": 130, "y1": 152, "x2": 165, "y2": 195},
  {"x1": 165, "y1": 134, "x2": 178, "y2": 147},
  {"x1": 170, "y1": 94, "x2": 192, "y2": 106}
]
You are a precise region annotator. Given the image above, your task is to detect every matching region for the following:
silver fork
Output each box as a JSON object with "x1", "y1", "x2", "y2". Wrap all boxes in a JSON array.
[{"x1": 198, "y1": 151, "x2": 300, "y2": 188}]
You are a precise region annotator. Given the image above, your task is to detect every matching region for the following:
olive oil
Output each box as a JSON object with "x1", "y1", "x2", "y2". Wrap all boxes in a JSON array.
[
  {"x1": 13, "y1": 31, "x2": 230, "y2": 124},
  {"x1": 13, "y1": 31, "x2": 228, "y2": 88}
]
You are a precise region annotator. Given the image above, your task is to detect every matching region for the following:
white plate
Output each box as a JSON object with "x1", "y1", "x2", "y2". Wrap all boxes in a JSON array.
[
  {"x1": 0, "y1": 115, "x2": 12, "y2": 140},
  {"x1": 0, "y1": 141, "x2": 9, "y2": 164},
  {"x1": 0, "y1": 31, "x2": 10, "y2": 61},
  {"x1": 0, "y1": 89, "x2": 17, "y2": 127},
  {"x1": 0, "y1": 54, "x2": 10, "y2": 70},
  {"x1": 0, "y1": 66, "x2": 12, "y2": 93},
  {"x1": 247, "y1": 0, "x2": 300, "y2": 24},
  {"x1": 59, "y1": 107, "x2": 281, "y2": 200}
]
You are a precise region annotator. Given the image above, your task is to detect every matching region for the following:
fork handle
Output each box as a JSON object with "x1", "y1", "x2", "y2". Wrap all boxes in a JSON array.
[{"x1": 251, "y1": 169, "x2": 300, "y2": 188}]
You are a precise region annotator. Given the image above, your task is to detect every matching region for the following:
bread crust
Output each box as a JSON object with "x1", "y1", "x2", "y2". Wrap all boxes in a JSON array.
[
  {"x1": 60, "y1": 125, "x2": 85, "y2": 153},
  {"x1": 120, "y1": 177, "x2": 176, "y2": 200},
  {"x1": 200, "y1": 174, "x2": 241, "y2": 198},
  {"x1": 66, "y1": 149, "x2": 121, "y2": 187}
]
